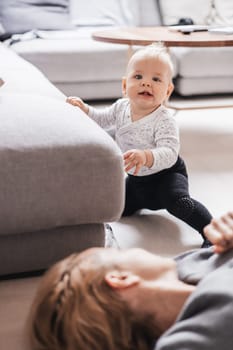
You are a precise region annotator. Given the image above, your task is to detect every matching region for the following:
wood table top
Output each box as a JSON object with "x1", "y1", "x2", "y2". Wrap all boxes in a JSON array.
[{"x1": 92, "y1": 26, "x2": 233, "y2": 47}]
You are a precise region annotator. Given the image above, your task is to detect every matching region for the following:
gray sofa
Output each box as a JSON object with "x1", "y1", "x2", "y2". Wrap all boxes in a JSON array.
[
  {"x1": 0, "y1": 0, "x2": 232, "y2": 100},
  {"x1": 0, "y1": 42, "x2": 125, "y2": 276}
]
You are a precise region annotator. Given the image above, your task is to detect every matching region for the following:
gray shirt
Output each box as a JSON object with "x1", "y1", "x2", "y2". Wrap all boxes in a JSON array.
[{"x1": 155, "y1": 248, "x2": 233, "y2": 350}]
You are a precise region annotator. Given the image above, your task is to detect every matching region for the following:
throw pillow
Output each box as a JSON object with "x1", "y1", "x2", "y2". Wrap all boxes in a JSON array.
[
  {"x1": 70, "y1": 0, "x2": 140, "y2": 27},
  {"x1": 139, "y1": 0, "x2": 162, "y2": 26},
  {"x1": 211, "y1": 0, "x2": 233, "y2": 25},
  {"x1": 159, "y1": 0, "x2": 213, "y2": 25},
  {"x1": 0, "y1": 0, "x2": 72, "y2": 40}
]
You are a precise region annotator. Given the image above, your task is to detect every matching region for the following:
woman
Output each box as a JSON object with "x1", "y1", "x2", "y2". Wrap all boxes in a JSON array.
[{"x1": 28, "y1": 212, "x2": 233, "y2": 350}]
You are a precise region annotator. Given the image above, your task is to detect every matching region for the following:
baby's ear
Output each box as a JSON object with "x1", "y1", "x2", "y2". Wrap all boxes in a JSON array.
[
  {"x1": 164, "y1": 82, "x2": 174, "y2": 106},
  {"x1": 167, "y1": 82, "x2": 174, "y2": 99},
  {"x1": 122, "y1": 77, "x2": 127, "y2": 97}
]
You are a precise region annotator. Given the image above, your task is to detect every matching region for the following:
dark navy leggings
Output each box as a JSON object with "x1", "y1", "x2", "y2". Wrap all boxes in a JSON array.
[{"x1": 122, "y1": 156, "x2": 212, "y2": 237}]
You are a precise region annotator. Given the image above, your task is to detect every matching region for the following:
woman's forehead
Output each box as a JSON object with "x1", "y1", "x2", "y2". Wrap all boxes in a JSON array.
[
  {"x1": 75, "y1": 248, "x2": 162, "y2": 268},
  {"x1": 75, "y1": 247, "x2": 119, "y2": 265}
]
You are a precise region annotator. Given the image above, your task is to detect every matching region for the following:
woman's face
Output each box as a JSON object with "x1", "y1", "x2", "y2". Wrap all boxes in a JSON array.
[{"x1": 79, "y1": 247, "x2": 175, "y2": 281}]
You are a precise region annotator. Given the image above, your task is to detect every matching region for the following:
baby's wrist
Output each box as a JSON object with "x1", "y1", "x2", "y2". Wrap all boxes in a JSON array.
[
  {"x1": 83, "y1": 103, "x2": 89, "y2": 114},
  {"x1": 144, "y1": 149, "x2": 153, "y2": 168}
]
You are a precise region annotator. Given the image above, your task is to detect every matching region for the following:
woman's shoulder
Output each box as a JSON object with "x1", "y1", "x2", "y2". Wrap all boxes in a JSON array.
[{"x1": 156, "y1": 267, "x2": 233, "y2": 350}]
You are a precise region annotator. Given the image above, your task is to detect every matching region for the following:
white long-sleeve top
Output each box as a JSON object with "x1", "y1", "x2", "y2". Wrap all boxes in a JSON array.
[{"x1": 88, "y1": 98, "x2": 180, "y2": 176}]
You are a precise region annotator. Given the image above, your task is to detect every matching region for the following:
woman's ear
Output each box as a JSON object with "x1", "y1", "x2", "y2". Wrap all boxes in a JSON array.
[
  {"x1": 122, "y1": 77, "x2": 127, "y2": 97},
  {"x1": 105, "y1": 270, "x2": 140, "y2": 290}
]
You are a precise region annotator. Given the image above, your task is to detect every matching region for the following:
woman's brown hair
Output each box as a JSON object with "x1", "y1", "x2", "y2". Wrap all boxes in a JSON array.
[{"x1": 28, "y1": 249, "x2": 155, "y2": 350}]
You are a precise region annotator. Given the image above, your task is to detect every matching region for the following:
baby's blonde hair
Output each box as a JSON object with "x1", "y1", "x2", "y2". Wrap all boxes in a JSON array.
[
  {"x1": 28, "y1": 249, "x2": 155, "y2": 350},
  {"x1": 127, "y1": 42, "x2": 174, "y2": 81}
]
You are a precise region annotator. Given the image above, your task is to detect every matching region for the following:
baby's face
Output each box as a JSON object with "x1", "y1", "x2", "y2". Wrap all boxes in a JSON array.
[{"x1": 122, "y1": 55, "x2": 173, "y2": 115}]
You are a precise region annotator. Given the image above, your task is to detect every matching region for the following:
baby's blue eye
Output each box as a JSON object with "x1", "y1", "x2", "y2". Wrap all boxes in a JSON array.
[{"x1": 134, "y1": 74, "x2": 142, "y2": 79}]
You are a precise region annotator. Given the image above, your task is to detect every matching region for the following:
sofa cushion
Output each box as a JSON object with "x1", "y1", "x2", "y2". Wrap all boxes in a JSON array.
[
  {"x1": 70, "y1": 0, "x2": 140, "y2": 27},
  {"x1": 70, "y1": 0, "x2": 161, "y2": 28},
  {"x1": 139, "y1": 0, "x2": 162, "y2": 26},
  {"x1": 10, "y1": 36, "x2": 129, "y2": 84},
  {"x1": 171, "y1": 47, "x2": 233, "y2": 78},
  {"x1": 0, "y1": 42, "x2": 65, "y2": 99},
  {"x1": 0, "y1": 0, "x2": 72, "y2": 40},
  {"x1": 211, "y1": 0, "x2": 233, "y2": 25},
  {"x1": 0, "y1": 94, "x2": 124, "y2": 236},
  {"x1": 0, "y1": 224, "x2": 107, "y2": 276},
  {"x1": 174, "y1": 76, "x2": 233, "y2": 95},
  {"x1": 159, "y1": 0, "x2": 212, "y2": 25}
]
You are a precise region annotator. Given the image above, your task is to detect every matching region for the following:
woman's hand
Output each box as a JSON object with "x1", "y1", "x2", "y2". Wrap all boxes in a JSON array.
[
  {"x1": 66, "y1": 96, "x2": 89, "y2": 114},
  {"x1": 204, "y1": 211, "x2": 233, "y2": 253},
  {"x1": 123, "y1": 149, "x2": 153, "y2": 175}
]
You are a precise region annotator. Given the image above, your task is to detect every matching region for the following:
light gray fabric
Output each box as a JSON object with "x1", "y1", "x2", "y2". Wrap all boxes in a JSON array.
[
  {"x1": 214, "y1": 0, "x2": 233, "y2": 25},
  {"x1": 0, "y1": 224, "x2": 105, "y2": 276},
  {"x1": 0, "y1": 22, "x2": 5, "y2": 35},
  {"x1": 0, "y1": 0, "x2": 71, "y2": 39},
  {"x1": 0, "y1": 42, "x2": 65, "y2": 98},
  {"x1": 158, "y1": 0, "x2": 212, "y2": 25},
  {"x1": 175, "y1": 76, "x2": 233, "y2": 95},
  {"x1": 0, "y1": 94, "x2": 124, "y2": 236},
  {"x1": 4, "y1": 0, "x2": 233, "y2": 99},
  {"x1": 171, "y1": 47, "x2": 233, "y2": 78},
  {"x1": 0, "y1": 43, "x2": 125, "y2": 276},
  {"x1": 70, "y1": 0, "x2": 140, "y2": 27},
  {"x1": 55, "y1": 81, "x2": 123, "y2": 100},
  {"x1": 139, "y1": 0, "x2": 162, "y2": 26},
  {"x1": 155, "y1": 248, "x2": 233, "y2": 350},
  {"x1": 11, "y1": 38, "x2": 129, "y2": 84},
  {"x1": 171, "y1": 43, "x2": 233, "y2": 95}
]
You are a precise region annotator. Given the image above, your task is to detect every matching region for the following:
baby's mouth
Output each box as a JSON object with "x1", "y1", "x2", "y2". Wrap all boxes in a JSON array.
[{"x1": 138, "y1": 91, "x2": 153, "y2": 97}]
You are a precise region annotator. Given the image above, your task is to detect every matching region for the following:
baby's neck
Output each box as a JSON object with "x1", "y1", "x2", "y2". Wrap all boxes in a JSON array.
[{"x1": 130, "y1": 104, "x2": 161, "y2": 121}]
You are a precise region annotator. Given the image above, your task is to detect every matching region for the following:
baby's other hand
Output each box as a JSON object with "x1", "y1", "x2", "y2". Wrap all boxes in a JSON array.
[
  {"x1": 204, "y1": 211, "x2": 233, "y2": 253},
  {"x1": 123, "y1": 149, "x2": 146, "y2": 175},
  {"x1": 66, "y1": 96, "x2": 89, "y2": 114}
]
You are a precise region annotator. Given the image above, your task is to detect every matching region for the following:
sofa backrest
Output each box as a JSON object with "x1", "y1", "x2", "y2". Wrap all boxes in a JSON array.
[
  {"x1": 69, "y1": 0, "x2": 162, "y2": 27},
  {"x1": 0, "y1": 0, "x2": 162, "y2": 41},
  {"x1": 0, "y1": 0, "x2": 72, "y2": 40},
  {"x1": 158, "y1": 0, "x2": 233, "y2": 26},
  {"x1": 1, "y1": 0, "x2": 232, "y2": 41},
  {"x1": 139, "y1": 0, "x2": 162, "y2": 26}
]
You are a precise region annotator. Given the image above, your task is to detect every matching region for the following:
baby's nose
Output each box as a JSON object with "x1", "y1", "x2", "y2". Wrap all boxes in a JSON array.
[{"x1": 142, "y1": 81, "x2": 151, "y2": 87}]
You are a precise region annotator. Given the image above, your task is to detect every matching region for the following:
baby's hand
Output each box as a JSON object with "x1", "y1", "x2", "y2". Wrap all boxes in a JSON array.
[
  {"x1": 204, "y1": 211, "x2": 233, "y2": 253},
  {"x1": 123, "y1": 149, "x2": 147, "y2": 175},
  {"x1": 66, "y1": 96, "x2": 89, "y2": 114}
]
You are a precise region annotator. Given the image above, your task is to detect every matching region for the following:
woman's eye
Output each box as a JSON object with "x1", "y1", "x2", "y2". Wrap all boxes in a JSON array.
[{"x1": 134, "y1": 74, "x2": 142, "y2": 79}]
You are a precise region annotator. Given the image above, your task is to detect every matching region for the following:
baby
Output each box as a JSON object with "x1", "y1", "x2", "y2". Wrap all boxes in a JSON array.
[{"x1": 67, "y1": 43, "x2": 212, "y2": 247}]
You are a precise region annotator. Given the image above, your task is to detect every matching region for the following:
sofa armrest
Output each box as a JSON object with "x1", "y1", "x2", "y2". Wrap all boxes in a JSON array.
[{"x1": 0, "y1": 94, "x2": 125, "y2": 236}]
